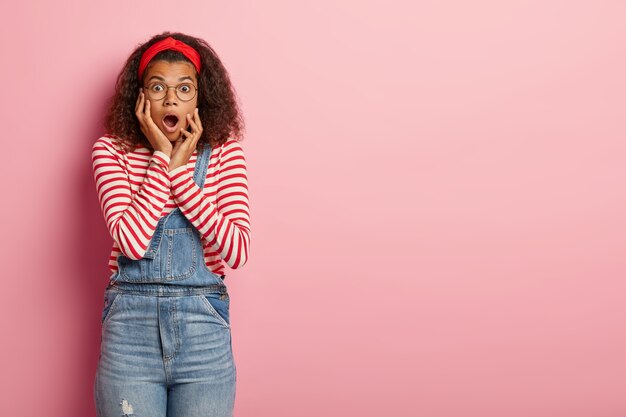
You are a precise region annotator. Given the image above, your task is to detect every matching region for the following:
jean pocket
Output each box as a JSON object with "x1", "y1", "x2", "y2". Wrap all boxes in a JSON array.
[
  {"x1": 101, "y1": 290, "x2": 122, "y2": 325},
  {"x1": 199, "y1": 293, "x2": 230, "y2": 328}
]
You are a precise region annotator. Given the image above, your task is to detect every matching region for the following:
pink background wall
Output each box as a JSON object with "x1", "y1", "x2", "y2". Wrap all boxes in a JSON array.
[{"x1": 1, "y1": 1, "x2": 625, "y2": 416}]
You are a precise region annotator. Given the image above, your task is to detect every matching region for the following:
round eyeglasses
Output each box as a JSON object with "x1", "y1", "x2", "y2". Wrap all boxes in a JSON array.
[{"x1": 142, "y1": 81, "x2": 198, "y2": 102}]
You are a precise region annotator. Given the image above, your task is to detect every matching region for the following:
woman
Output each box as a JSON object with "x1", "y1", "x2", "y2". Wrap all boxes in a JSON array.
[{"x1": 92, "y1": 31, "x2": 250, "y2": 417}]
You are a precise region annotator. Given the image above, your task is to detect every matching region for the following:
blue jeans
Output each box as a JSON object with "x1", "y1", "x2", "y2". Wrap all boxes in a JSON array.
[
  {"x1": 94, "y1": 144, "x2": 236, "y2": 416},
  {"x1": 94, "y1": 282, "x2": 235, "y2": 417}
]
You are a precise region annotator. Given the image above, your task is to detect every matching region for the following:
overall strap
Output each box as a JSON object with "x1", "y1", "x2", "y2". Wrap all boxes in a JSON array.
[
  {"x1": 142, "y1": 143, "x2": 213, "y2": 260},
  {"x1": 192, "y1": 143, "x2": 212, "y2": 189}
]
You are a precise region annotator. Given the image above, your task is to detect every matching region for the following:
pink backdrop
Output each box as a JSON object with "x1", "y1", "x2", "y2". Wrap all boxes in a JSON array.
[{"x1": 1, "y1": 1, "x2": 625, "y2": 416}]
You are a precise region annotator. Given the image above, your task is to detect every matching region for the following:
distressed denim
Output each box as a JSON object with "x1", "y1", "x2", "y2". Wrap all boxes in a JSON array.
[{"x1": 94, "y1": 144, "x2": 236, "y2": 417}]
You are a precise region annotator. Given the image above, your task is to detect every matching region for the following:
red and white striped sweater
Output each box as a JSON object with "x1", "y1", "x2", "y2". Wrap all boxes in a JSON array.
[{"x1": 91, "y1": 134, "x2": 250, "y2": 277}]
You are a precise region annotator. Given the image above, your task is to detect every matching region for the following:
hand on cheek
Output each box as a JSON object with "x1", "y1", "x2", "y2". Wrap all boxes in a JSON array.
[{"x1": 168, "y1": 108, "x2": 202, "y2": 173}]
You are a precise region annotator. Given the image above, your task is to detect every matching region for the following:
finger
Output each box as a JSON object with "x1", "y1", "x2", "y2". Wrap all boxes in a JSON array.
[
  {"x1": 186, "y1": 115, "x2": 202, "y2": 145},
  {"x1": 135, "y1": 89, "x2": 141, "y2": 113},
  {"x1": 180, "y1": 128, "x2": 192, "y2": 138},
  {"x1": 145, "y1": 97, "x2": 151, "y2": 118},
  {"x1": 183, "y1": 122, "x2": 198, "y2": 145},
  {"x1": 136, "y1": 95, "x2": 147, "y2": 135},
  {"x1": 180, "y1": 129, "x2": 197, "y2": 151},
  {"x1": 193, "y1": 111, "x2": 203, "y2": 143},
  {"x1": 135, "y1": 90, "x2": 144, "y2": 117},
  {"x1": 188, "y1": 130, "x2": 200, "y2": 146},
  {"x1": 185, "y1": 113, "x2": 198, "y2": 133},
  {"x1": 194, "y1": 108, "x2": 203, "y2": 131},
  {"x1": 178, "y1": 129, "x2": 192, "y2": 147},
  {"x1": 191, "y1": 113, "x2": 202, "y2": 142},
  {"x1": 190, "y1": 124, "x2": 202, "y2": 147}
]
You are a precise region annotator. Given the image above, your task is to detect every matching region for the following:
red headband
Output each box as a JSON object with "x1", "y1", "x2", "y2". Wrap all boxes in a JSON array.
[{"x1": 138, "y1": 36, "x2": 202, "y2": 81}]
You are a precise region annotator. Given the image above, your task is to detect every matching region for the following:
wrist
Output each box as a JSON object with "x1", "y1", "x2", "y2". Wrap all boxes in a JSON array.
[{"x1": 168, "y1": 164, "x2": 187, "y2": 176}]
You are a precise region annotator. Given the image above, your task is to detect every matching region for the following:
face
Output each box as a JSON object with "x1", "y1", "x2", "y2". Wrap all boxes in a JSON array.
[{"x1": 141, "y1": 60, "x2": 199, "y2": 142}]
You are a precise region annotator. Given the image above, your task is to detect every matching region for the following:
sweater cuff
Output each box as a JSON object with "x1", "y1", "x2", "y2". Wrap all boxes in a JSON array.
[
  {"x1": 168, "y1": 165, "x2": 188, "y2": 179},
  {"x1": 152, "y1": 151, "x2": 171, "y2": 170}
]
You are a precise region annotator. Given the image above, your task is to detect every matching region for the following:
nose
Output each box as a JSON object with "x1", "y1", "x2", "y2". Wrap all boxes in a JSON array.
[{"x1": 163, "y1": 87, "x2": 179, "y2": 106}]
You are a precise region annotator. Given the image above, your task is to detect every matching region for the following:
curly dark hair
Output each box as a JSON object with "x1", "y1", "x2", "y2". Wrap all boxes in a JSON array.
[{"x1": 103, "y1": 31, "x2": 245, "y2": 152}]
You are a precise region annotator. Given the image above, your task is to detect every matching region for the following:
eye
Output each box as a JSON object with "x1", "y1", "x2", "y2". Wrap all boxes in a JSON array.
[
  {"x1": 178, "y1": 84, "x2": 192, "y2": 93},
  {"x1": 151, "y1": 83, "x2": 165, "y2": 92}
]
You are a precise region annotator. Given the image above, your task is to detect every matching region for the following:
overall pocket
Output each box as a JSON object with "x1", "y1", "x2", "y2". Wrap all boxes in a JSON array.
[
  {"x1": 101, "y1": 290, "x2": 122, "y2": 325},
  {"x1": 164, "y1": 227, "x2": 198, "y2": 280},
  {"x1": 116, "y1": 227, "x2": 199, "y2": 281},
  {"x1": 117, "y1": 255, "x2": 148, "y2": 281},
  {"x1": 199, "y1": 293, "x2": 231, "y2": 328}
]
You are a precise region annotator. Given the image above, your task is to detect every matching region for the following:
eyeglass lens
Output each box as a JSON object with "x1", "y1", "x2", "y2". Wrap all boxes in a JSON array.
[{"x1": 144, "y1": 82, "x2": 197, "y2": 101}]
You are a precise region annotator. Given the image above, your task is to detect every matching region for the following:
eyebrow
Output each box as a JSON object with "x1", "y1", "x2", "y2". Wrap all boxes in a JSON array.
[{"x1": 147, "y1": 75, "x2": 194, "y2": 82}]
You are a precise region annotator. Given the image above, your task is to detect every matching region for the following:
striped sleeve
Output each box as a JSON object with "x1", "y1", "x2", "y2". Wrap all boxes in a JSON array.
[
  {"x1": 169, "y1": 140, "x2": 251, "y2": 269},
  {"x1": 91, "y1": 136, "x2": 172, "y2": 260}
]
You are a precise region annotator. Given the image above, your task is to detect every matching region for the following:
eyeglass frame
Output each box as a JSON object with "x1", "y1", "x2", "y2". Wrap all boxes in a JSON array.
[{"x1": 141, "y1": 81, "x2": 198, "y2": 102}]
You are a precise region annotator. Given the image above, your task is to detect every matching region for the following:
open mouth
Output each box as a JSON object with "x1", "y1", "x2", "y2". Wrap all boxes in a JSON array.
[{"x1": 162, "y1": 114, "x2": 180, "y2": 133}]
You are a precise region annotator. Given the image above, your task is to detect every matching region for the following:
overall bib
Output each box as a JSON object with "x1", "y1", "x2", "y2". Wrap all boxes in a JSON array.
[{"x1": 94, "y1": 144, "x2": 236, "y2": 417}]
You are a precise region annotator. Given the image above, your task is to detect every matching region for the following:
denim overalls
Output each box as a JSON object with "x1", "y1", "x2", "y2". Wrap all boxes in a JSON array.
[{"x1": 94, "y1": 143, "x2": 236, "y2": 417}]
